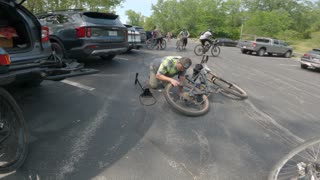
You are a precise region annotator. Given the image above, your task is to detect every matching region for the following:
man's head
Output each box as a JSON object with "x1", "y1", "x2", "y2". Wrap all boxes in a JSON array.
[{"x1": 177, "y1": 57, "x2": 192, "y2": 71}]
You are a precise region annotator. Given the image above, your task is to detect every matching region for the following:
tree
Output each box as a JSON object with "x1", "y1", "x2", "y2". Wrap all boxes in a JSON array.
[
  {"x1": 125, "y1": 10, "x2": 145, "y2": 26},
  {"x1": 23, "y1": 0, "x2": 125, "y2": 14}
]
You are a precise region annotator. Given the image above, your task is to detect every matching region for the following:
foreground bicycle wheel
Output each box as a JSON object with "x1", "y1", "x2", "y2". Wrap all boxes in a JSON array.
[
  {"x1": 0, "y1": 88, "x2": 28, "y2": 173},
  {"x1": 268, "y1": 137, "x2": 320, "y2": 180},
  {"x1": 164, "y1": 83, "x2": 210, "y2": 116},
  {"x1": 211, "y1": 45, "x2": 221, "y2": 57},
  {"x1": 194, "y1": 45, "x2": 204, "y2": 56},
  {"x1": 212, "y1": 78, "x2": 248, "y2": 99}
]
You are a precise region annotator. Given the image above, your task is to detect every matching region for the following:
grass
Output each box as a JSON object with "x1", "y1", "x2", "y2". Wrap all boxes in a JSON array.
[{"x1": 289, "y1": 31, "x2": 320, "y2": 54}]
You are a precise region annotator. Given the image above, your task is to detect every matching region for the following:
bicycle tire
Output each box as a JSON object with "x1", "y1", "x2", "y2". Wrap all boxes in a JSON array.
[
  {"x1": 268, "y1": 137, "x2": 320, "y2": 180},
  {"x1": 164, "y1": 84, "x2": 210, "y2": 116},
  {"x1": 160, "y1": 39, "x2": 167, "y2": 50},
  {"x1": 213, "y1": 78, "x2": 248, "y2": 99},
  {"x1": 146, "y1": 39, "x2": 155, "y2": 50},
  {"x1": 194, "y1": 45, "x2": 204, "y2": 56},
  {"x1": 0, "y1": 87, "x2": 28, "y2": 173},
  {"x1": 211, "y1": 45, "x2": 221, "y2": 57}
]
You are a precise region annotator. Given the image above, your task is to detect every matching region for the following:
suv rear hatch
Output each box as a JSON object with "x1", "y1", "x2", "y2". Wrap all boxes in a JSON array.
[
  {"x1": 78, "y1": 12, "x2": 127, "y2": 44},
  {"x1": 0, "y1": 1, "x2": 50, "y2": 63}
]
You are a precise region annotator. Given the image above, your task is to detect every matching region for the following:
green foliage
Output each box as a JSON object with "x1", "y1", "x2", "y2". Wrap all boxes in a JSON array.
[
  {"x1": 125, "y1": 10, "x2": 145, "y2": 26},
  {"x1": 23, "y1": 0, "x2": 124, "y2": 14}
]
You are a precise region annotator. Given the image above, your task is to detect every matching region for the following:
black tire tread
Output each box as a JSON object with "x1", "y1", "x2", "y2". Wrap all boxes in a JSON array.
[
  {"x1": 0, "y1": 88, "x2": 28, "y2": 173},
  {"x1": 164, "y1": 84, "x2": 210, "y2": 116}
]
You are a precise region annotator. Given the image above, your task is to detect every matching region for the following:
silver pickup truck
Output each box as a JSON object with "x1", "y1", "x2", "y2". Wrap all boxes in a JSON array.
[{"x1": 239, "y1": 37, "x2": 293, "y2": 58}]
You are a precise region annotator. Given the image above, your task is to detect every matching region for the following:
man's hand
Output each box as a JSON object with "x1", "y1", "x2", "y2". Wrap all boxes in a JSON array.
[{"x1": 170, "y1": 79, "x2": 180, "y2": 86}]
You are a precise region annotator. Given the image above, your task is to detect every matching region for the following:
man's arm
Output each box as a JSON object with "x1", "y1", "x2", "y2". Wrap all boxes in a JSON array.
[{"x1": 156, "y1": 74, "x2": 179, "y2": 86}]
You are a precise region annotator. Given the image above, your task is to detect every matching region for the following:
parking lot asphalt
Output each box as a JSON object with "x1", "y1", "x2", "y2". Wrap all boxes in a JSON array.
[{"x1": 2, "y1": 39, "x2": 320, "y2": 180}]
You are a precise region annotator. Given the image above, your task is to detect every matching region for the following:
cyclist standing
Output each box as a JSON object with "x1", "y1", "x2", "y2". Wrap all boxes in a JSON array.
[
  {"x1": 199, "y1": 29, "x2": 213, "y2": 48},
  {"x1": 153, "y1": 26, "x2": 163, "y2": 50},
  {"x1": 178, "y1": 28, "x2": 190, "y2": 49}
]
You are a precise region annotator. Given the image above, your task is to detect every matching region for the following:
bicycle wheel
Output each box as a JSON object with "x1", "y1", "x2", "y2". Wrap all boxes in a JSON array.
[
  {"x1": 164, "y1": 83, "x2": 210, "y2": 116},
  {"x1": 211, "y1": 45, "x2": 221, "y2": 57},
  {"x1": 146, "y1": 39, "x2": 154, "y2": 50},
  {"x1": 194, "y1": 45, "x2": 204, "y2": 56},
  {"x1": 177, "y1": 40, "x2": 183, "y2": 51},
  {"x1": 268, "y1": 137, "x2": 320, "y2": 180},
  {"x1": 160, "y1": 39, "x2": 167, "y2": 50},
  {"x1": 0, "y1": 87, "x2": 28, "y2": 173},
  {"x1": 213, "y1": 78, "x2": 248, "y2": 99}
]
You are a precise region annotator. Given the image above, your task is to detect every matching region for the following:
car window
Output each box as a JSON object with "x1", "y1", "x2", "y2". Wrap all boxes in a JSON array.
[
  {"x1": 273, "y1": 40, "x2": 279, "y2": 45},
  {"x1": 309, "y1": 49, "x2": 320, "y2": 55},
  {"x1": 82, "y1": 12, "x2": 123, "y2": 25},
  {"x1": 256, "y1": 39, "x2": 270, "y2": 43}
]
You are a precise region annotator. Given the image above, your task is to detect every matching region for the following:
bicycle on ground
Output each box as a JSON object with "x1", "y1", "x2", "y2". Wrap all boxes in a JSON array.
[{"x1": 164, "y1": 55, "x2": 248, "y2": 116}]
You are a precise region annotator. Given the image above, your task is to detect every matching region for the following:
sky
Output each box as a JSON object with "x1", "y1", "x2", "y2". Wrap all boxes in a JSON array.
[{"x1": 115, "y1": 0, "x2": 158, "y2": 24}]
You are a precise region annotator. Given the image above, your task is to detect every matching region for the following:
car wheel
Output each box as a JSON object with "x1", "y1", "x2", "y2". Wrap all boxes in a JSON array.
[
  {"x1": 51, "y1": 42, "x2": 65, "y2": 59},
  {"x1": 100, "y1": 54, "x2": 116, "y2": 60},
  {"x1": 301, "y1": 64, "x2": 308, "y2": 69},
  {"x1": 257, "y1": 48, "x2": 265, "y2": 56},
  {"x1": 241, "y1": 49, "x2": 247, "y2": 54},
  {"x1": 284, "y1": 51, "x2": 292, "y2": 58}
]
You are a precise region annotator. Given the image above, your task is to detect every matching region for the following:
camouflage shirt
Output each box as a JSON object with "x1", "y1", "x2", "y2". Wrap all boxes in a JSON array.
[{"x1": 151, "y1": 56, "x2": 186, "y2": 77}]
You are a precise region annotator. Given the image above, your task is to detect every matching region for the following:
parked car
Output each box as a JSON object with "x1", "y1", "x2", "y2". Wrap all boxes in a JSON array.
[
  {"x1": 238, "y1": 37, "x2": 293, "y2": 58},
  {"x1": 0, "y1": 0, "x2": 98, "y2": 173},
  {"x1": 133, "y1": 26, "x2": 146, "y2": 43},
  {"x1": 37, "y1": 10, "x2": 129, "y2": 60},
  {"x1": 300, "y1": 48, "x2": 320, "y2": 70},
  {"x1": 216, "y1": 38, "x2": 238, "y2": 47},
  {"x1": 0, "y1": 0, "x2": 51, "y2": 86},
  {"x1": 124, "y1": 24, "x2": 143, "y2": 52}
]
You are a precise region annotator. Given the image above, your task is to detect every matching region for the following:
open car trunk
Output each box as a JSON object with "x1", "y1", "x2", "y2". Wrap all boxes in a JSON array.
[{"x1": 0, "y1": 3, "x2": 31, "y2": 52}]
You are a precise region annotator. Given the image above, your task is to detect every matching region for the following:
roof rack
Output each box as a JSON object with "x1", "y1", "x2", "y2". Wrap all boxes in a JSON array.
[{"x1": 36, "y1": 9, "x2": 84, "y2": 16}]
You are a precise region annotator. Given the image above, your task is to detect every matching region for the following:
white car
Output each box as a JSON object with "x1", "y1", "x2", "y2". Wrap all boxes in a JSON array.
[
  {"x1": 300, "y1": 48, "x2": 320, "y2": 70},
  {"x1": 124, "y1": 24, "x2": 143, "y2": 52}
]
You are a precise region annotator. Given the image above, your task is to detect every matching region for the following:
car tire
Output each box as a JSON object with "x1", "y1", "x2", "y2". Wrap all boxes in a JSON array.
[
  {"x1": 300, "y1": 64, "x2": 308, "y2": 69},
  {"x1": 284, "y1": 51, "x2": 292, "y2": 58},
  {"x1": 100, "y1": 54, "x2": 116, "y2": 60},
  {"x1": 51, "y1": 42, "x2": 65, "y2": 59},
  {"x1": 241, "y1": 49, "x2": 248, "y2": 54},
  {"x1": 257, "y1": 48, "x2": 265, "y2": 56}
]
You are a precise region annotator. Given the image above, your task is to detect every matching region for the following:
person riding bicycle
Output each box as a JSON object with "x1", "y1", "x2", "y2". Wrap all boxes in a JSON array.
[
  {"x1": 149, "y1": 56, "x2": 192, "y2": 95},
  {"x1": 177, "y1": 28, "x2": 190, "y2": 49},
  {"x1": 199, "y1": 29, "x2": 213, "y2": 48}
]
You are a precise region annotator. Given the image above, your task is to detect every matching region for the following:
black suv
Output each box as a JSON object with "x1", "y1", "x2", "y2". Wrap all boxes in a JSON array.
[{"x1": 37, "y1": 10, "x2": 129, "y2": 60}]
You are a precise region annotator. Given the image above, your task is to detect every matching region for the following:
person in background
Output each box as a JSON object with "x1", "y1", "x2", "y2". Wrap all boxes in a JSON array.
[
  {"x1": 199, "y1": 29, "x2": 213, "y2": 48},
  {"x1": 178, "y1": 28, "x2": 190, "y2": 49}
]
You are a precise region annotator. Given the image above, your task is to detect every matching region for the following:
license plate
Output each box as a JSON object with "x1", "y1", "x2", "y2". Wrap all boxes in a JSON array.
[
  {"x1": 243, "y1": 46, "x2": 246, "y2": 48},
  {"x1": 313, "y1": 58, "x2": 319, "y2": 62},
  {"x1": 109, "y1": 31, "x2": 117, "y2": 36}
]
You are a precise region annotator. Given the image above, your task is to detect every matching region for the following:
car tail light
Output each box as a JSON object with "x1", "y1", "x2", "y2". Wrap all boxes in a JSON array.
[
  {"x1": 76, "y1": 27, "x2": 91, "y2": 38},
  {"x1": 303, "y1": 53, "x2": 311, "y2": 58},
  {"x1": 41, "y1": 26, "x2": 49, "y2": 42},
  {"x1": 252, "y1": 42, "x2": 256, "y2": 48},
  {"x1": 0, "y1": 54, "x2": 11, "y2": 66}
]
